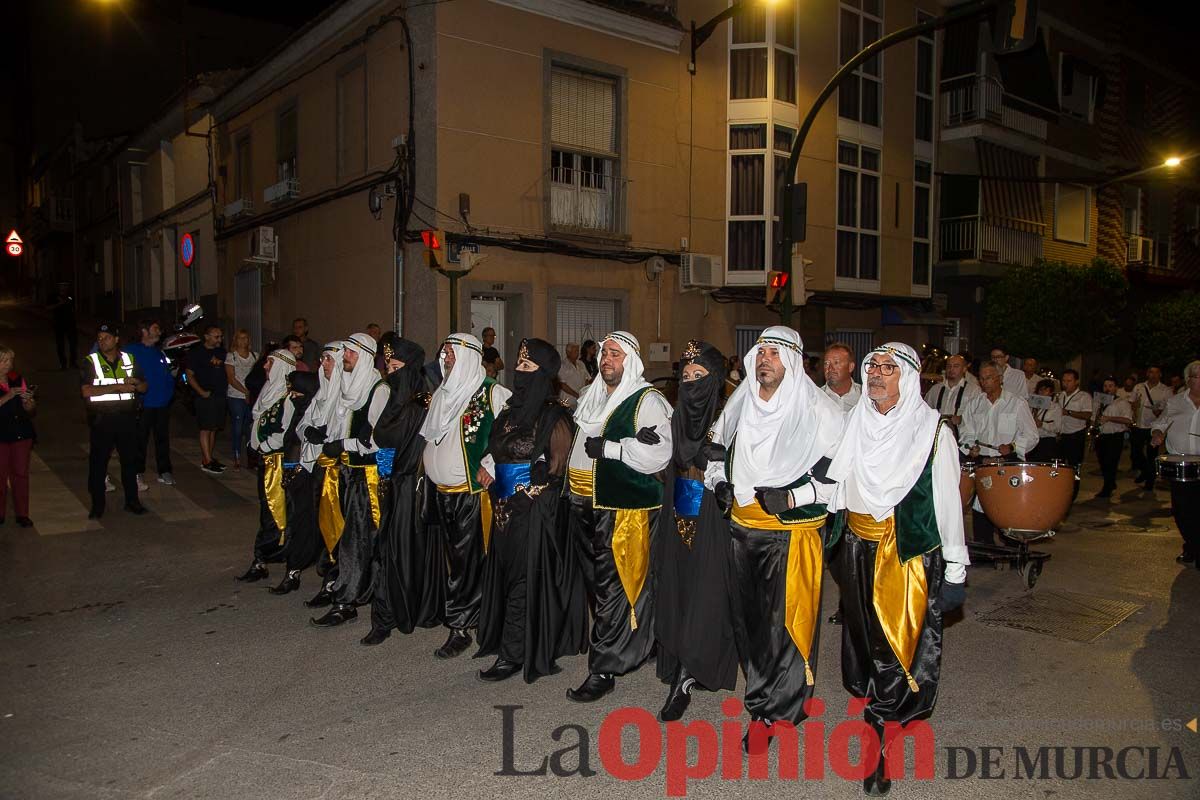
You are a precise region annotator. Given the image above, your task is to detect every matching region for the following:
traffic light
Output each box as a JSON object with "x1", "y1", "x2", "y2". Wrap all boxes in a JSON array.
[
  {"x1": 794, "y1": 253, "x2": 815, "y2": 306},
  {"x1": 421, "y1": 229, "x2": 445, "y2": 270},
  {"x1": 766, "y1": 270, "x2": 788, "y2": 305}
]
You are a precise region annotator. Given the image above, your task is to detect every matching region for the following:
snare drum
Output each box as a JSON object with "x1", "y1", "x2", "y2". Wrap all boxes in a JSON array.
[
  {"x1": 974, "y1": 461, "x2": 1077, "y2": 537},
  {"x1": 1157, "y1": 454, "x2": 1200, "y2": 483}
]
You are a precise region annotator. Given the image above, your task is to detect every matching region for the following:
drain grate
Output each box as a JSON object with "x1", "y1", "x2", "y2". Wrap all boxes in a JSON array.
[{"x1": 977, "y1": 590, "x2": 1142, "y2": 642}]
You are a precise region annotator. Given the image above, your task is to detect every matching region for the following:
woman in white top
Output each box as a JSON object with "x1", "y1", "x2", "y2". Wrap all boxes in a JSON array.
[
  {"x1": 1027, "y1": 378, "x2": 1062, "y2": 462},
  {"x1": 224, "y1": 329, "x2": 259, "y2": 469}
]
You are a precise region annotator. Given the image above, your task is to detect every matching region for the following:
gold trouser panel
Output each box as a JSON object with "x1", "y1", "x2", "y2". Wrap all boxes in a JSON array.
[
  {"x1": 317, "y1": 453, "x2": 344, "y2": 560},
  {"x1": 262, "y1": 453, "x2": 288, "y2": 544},
  {"x1": 612, "y1": 509, "x2": 651, "y2": 630},
  {"x1": 733, "y1": 498, "x2": 826, "y2": 685},
  {"x1": 438, "y1": 481, "x2": 493, "y2": 555},
  {"x1": 567, "y1": 467, "x2": 593, "y2": 497},
  {"x1": 847, "y1": 511, "x2": 928, "y2": 693}
]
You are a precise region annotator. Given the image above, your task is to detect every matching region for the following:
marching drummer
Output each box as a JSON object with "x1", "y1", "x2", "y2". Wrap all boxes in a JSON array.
[
  {"x1": 958, "y1": 362, "x2": 1038, "y2": 546},
  {"x1": 923, "y1": 354, "x2": 978, "y2": 434},
  {"x1": 1151, "y1": 359, "x2": 1200, "y2": 568}
]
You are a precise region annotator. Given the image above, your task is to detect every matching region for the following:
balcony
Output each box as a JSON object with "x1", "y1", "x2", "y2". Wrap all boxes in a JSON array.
[
  {"x1": 939, "y1": 215, "x2": 1044, "y2": 267},
  {"x1": 941, "y1": 77, "x2": 1048, "y2": 141},
  {"x1": 549, "y1": 151, "x2": 625, "y2": 238}
]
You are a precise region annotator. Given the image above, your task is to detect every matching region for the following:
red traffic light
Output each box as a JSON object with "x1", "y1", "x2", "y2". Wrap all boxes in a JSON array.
[
  {"x1": 421, "y1": 230, "x2": 442, "y2": 250},
  {"x1": 769, "y1": 271, "x2": 788, "y2": 289}
]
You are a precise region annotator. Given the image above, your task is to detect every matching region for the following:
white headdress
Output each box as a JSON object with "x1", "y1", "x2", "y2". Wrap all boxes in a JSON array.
[
  {"x1": 251, "y1": 349, "x2": 297, "y2": 421},
  {"x1": 420, "y1": 333, "x2": 486, "y2": 444},
  {"x1": 573, "y1": 331, "x2": 650, "y2": 433},
  {"x1": 299, "y1": 341, "x2": 345, "y2": 467},
  {"x1": 338, "y1": 333, "x2": 380, "y2": 413}
]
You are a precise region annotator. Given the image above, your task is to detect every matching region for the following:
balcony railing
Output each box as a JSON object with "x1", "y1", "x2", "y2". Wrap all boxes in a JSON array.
[
  {"x1": 550, "y1": 180, "x2": 624, "y2": 237},
  {"x1": 940, "y1": 215, "x2": 1044, "y2": 267},
  {"x1": 941, "y1": 77, "x2": 1048, "y2": 140}
]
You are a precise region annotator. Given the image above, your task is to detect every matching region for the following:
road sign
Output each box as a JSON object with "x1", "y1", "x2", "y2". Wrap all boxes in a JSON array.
[
  {"x1": 180, "y1": 232, "x2": 195, "y2": 268},
  {"x1": 5, "y1": 230, "x2": 22, "y2": 257}
]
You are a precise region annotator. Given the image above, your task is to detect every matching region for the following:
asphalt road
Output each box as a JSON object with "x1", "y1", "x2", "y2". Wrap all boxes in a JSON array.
[{"x1": 1, "y1": 299, "x2": 1197, "y2": 799}]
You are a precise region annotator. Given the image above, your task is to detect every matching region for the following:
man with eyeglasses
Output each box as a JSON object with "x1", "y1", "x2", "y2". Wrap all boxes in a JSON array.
[
  {"x1": 958, "y1": 362, "x2": 1038, "y2": 545},
  {"x1": 826, "y1": 343, "x2": 969, "y2": 796},
  {"x1": 989, "y1": 345, "x2": 1030, "y2": 401}
]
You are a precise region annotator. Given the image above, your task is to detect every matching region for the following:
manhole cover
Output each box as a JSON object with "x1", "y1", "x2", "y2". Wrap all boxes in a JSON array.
[{"x1": 977, "y1": 590, "x2": 1142, "y2": 642}]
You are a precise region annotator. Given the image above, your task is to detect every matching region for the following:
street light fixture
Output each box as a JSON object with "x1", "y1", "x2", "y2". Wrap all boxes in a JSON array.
[
  {"x1": 1164, "y1": 156, "x2": 1183, "y2": 168},
  {"x1": 688, "y1": 0, "x2": 779, "y2": 75}
]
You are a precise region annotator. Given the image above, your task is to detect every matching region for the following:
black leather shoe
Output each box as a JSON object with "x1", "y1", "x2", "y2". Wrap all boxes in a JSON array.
[
  {"x1": 124, "y1": 501, "x2": 148, "y2": 515},
  {"x1": 304, "y1": 582, "x2": 335, "y2": 608},
  {"x1": 742, "y1": 717, "x2": 772, "y2": 754},
  {"x1": 236, "y1": 562, "x2": 269, "y2": 582},
  {"x1": 658, "y1": 666, "x2": 695, "y2": 722},
  {"x1": 1176, "y1": 551, "x2": 1196, "y2": 565},
  {"x1": 828, "y1": 609, "x2": 843, "y2": 625},
  {"x1": 566, "y1": 673, "x2": 615, "y2": 703},
  {"x1": 864, "y1": 748, "x2": 891, "y2": 796},
  {"x1": 360, "y1": 628, "x2": 391, "y2": 646},
  {"x1": 434, "y1": 628, "x2": 473, "y2": 659},
  {"x1": 479, "y1": 658, "x2": 523, "y2": 682},
  {"x1": 88, "y1": 506, "x2": 104, "y2": 519},
  {"x1": 311, "y1": 605, "x2": 358, "y2": 627},
  {"x1": 16, "y1": 517, "x2": 33, "y2": 528},
  {"x1": 268, "y1": 571, "x2": 300, "y2": 594}
]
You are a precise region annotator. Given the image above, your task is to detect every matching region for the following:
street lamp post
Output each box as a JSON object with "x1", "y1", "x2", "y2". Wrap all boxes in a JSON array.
[{"x1": 689, "y1": 0, "x2": 776, "y2": 75}]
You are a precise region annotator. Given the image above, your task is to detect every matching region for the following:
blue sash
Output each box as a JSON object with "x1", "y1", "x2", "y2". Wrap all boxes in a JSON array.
[
  {"x1": 674, "y1": 476, "x2": 704, "y2": 518},
  {"x1": 283, "y1": 461, "x2": 299, "y2": 470},
  {"x1": 375, "y1": 448, "x2": 396, "y2": 479},
  {"x1": 493, "y1": 461, "x2": 532, "y2": 500}
]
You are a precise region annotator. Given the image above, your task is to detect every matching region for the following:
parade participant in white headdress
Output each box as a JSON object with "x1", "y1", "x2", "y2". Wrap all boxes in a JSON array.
[
  {"x1": 704, "y1": 326, "x2": 843, "y2": 751},
  {"x1": 296, "y1": 341, "x2": 347, "y2": 609},
  {"x1": 311, "y1": 333, "x2": 391, "y2": 627},
  {"x1": 420, "y1": 333, "x2": 512, "y2": 658},
  {"x1": 826, "y1": 342, "x2": 969, "y2": 796},
  {"x1": 236, "y1": 349, "x2": 297, "y2": 585},
  {"x1": 565, "y1": 331, "x2": 673, "y2": 703}
]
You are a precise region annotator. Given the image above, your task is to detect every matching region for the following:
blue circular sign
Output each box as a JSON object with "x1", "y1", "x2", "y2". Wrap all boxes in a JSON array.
[{"x1": 180, "y1": 233, "x2": 195, "y2": 267}]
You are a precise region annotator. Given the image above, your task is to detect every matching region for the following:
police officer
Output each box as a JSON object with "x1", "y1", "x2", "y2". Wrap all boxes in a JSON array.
[{"x1": 81, "y1": 323, "x2": 148, "y2": 519}]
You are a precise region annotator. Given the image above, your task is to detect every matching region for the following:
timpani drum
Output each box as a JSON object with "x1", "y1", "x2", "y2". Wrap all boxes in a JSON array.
[
  {"x1": 1157, "y1": 454, "x2": 1200, "y2": 482},
  {"x1": 959, "y1": 462, "x2": 976, "y2": 509},
  {"x1": 973, "y1": 461, "x2": 1077, "y2": 541}
]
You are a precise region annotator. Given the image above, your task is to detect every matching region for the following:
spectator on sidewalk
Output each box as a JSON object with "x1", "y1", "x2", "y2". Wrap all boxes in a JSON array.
[
  {"x1": 124, "y1": 319, "x2": 176, "y2": 489},
  {"x1": 558, "y1": 342, "x2": 589, "y2": 408},
  {"x1": 366, "y1": 323, "x2": 382, "y2": 341},
  {"x1": 291, "y1": 317, "x2": 320, "y2": 371},
  {"x1": 281, "y1": 335, "x2": 312, "y2": 372},
  {"x1": 224, "y1": 329, "x2": 258, "y2": 470},
  {"x1": 50, "y1": 284, "x2": 77, "y2": 370},
  {"x1": 186, "y1": 325, "x2": 229, "y2": 475},
  {"x1": 0, "y1": 346, "x2": 37, "y2": 527},
  {"x1": 82, "y1": 323, "x2": 147, "y2": 518},
  {"x1": 482, "y1": 346, "x2": 504, "y2": 381}
]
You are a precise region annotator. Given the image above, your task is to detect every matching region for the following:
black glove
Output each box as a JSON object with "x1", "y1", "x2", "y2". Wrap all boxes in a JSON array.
[
  {"x1": 700, "y1": 441, "x2": 727, "y2": 465},
  {"x1": 755, "y1": 486, "x2": 792, "y2": 516},
  {"x1": 322, "y1": 439, "x2": 345, "y2": 459},
  {"x1": 530, "y1": 460, "x2": 549, "y2": 486},
  {"x1": 635, "y1": 426, "x2": 661, "y2": 445},
  {"x1": 357, "y1": 425, "x2": 374, "y2": 448},
  {"x1": 304, "y1": 424, "x2": 327, "y2": 444},
  {"x1": 584, "y1": 436, "x2": 607, "y2": 459},
  {"x1": 714, "y1": 481, "x2": 735, "y2": 518},
  {"x1": 941, "y1": 581, "x2": 966, "y2": 613}
]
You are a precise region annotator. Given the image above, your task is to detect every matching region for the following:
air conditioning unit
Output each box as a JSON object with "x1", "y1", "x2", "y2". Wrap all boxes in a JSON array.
[
  {"x1": 248, "y1": 226, "x2": 278, "y2": 263},
  {"x1": 1126, "y1": 235, "x2": 1153, "y2": 264},
  {"x1": 224, "y1": 197, "x2": 254, "y2": 219},
  {"x1": 679, "y1": 253, "x2": 723, "y2": 291},
  {"x1": 264, "y1": 177, "x2": 300, "y2": 204}
]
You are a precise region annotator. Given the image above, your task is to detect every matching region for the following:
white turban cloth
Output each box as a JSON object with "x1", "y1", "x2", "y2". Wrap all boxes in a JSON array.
[
  {"x1": 251, "y1": 349, "x2": 297, "y2": 420},
  {"x1": 299, "y1": 341, "x2": 345, "y2": 467},
  {"x1": 421, "y1": 332, "x2": 486, "y2": 445},
  {"x1": 573, "y1": 331, "x2": 650, "y2": 435}
]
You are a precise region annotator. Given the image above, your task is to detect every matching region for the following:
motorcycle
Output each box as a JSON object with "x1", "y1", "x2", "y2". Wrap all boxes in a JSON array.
[{"x1": 161, "y1": 303, "x2": 205, "y2": 405}]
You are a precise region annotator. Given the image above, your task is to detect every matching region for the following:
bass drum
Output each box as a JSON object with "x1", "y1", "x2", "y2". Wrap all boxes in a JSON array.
[{"x1": 974, "y1": 461, "x2": 1077, "y2": 539}]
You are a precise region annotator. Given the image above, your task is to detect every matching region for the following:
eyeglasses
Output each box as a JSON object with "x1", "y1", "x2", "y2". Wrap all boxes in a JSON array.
[{"x1": 863, "y1": 361, "x2": 899, "y2": 376}]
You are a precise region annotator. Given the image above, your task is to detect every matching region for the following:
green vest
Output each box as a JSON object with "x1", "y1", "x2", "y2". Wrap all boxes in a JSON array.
[
  {"x1": 724, "y1": 435, "x2": 828, "y2": 523},
  {"x1": 461, "y1": 378, "x2": 498, "y2": 493},
  {"x1": 589, "y1": 386, "x2": 665, "y2": 510},
  {"x1": 826, "y1": 420, "x2": 946, "y2": 562},
  {"x1": 255, "y1": 397, "x2": 287, "y2": 453}
]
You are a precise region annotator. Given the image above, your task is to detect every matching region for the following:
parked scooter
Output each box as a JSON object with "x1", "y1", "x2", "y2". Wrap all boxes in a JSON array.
[{"x1": 161, "y1": 303, "x2": 205, "y2": 404}]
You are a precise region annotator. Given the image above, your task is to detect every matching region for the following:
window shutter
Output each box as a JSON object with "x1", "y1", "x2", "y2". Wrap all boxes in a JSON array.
[{"x1": 551, "y1": 68, "x2": 617, "y2": 157}]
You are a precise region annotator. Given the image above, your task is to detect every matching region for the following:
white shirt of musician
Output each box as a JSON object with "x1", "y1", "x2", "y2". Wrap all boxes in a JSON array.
[
  {"x1": 1032, "y1": 399, "x2": 1062, "y2": 439},
  {"x1": 1132, "y1": 381, "x2": 1172, "y2": 429},
  {"x1": 1056, "y1": 388, "x2": 1094, "y2": 435},
  {"x1": 1152, "y1": 391, "x2": 1200, "y2": 456},
  {"x1": 1098, "y1": 396, "x2": 1134, "y2": 435},
  {"x1": 924, "y1": 377, "x2": 979, "y2": 417},
  {"x1": 958, "y1": 388, "x2": 1039, "y2": 459},
  {"x1": 822, "y1": 381, "x2": 862, "y2": 414},
  {"x1": 422, "y1": 383, "x2": 511, "y2": 487},
  {"x1": 1001, "y1": 365, "x2": 1030, "y2": 401}
]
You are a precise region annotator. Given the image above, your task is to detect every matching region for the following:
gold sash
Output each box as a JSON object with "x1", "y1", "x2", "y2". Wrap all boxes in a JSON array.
[
  {"x1": 262, "y1": 453, "x2": 288, "y2": 543},
  {"x1": 612, "y1": 509, "x2": 650, "y2": 630},
  {"x1": 568, "y1": 467, "x2": 593, "y2": 497},
  {"x1": 437, "y1": 481, "x2": 494, "y2": 554},
  {"x1": 732, "y1": 498, "x2": 825, "y2": 685},
  {"x1": 847, "y1": 512, "x2": 927, "y2": 693},
  {"x1": 317, "y1": 454, "x2": 344, "y2": 559}
]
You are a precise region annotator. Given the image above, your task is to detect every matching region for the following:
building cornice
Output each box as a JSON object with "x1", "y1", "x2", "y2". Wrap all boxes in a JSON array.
[{"x1": 488, "y1": 0, "x2": 684, "y2": 52}]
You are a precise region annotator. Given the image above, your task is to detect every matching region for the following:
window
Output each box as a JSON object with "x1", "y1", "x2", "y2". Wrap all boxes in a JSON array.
[
  {"x1": 129, "y1": 164, "x2": 143, "y2": 225},
  {"x1": 915, "y1": 12, "x2": 934, "y2": 142},
  {"x1": 337, "y1": 60, "x2": 367, "y2": 180},
  {"x1": 774, "y1": 3, "x2": 797, "y2": 104},
  {"x1": 836, "y1": 140, "x2": 881, "y2": 283},
  {"x1": 838, "y1": 0, "x2": 883, "y2": 127},
  {"x1": 556, "y1": 297, "x2": 618, "y2": 348},
  {"x1": 728, "y1": 124, "x2": 766, "y2": 272},
  {"x1": 234, "y1": 134, "x2": 252, "y2": 201},
  {"x1": 1122, "y1": 185, "x2": 1141, "y2": 236},
  {"x1": 729, "y1": 4, "x2": 796, "y2": 103},
  {"x1": 1053, "y1": 183, "x2": 1089, "y2": 244},
  {"x1": 1058, "y1": 54, "x2": 1099, "y2": 123},
  {"x1": 913, "y1": 160, "x2": 932, "y2": 287},
  {"x1": 276, "y1": 104, "x2": 298, "y2": 181},
  {"x1": 549, "y1": 65, "x2": 620, "y2": 234}
]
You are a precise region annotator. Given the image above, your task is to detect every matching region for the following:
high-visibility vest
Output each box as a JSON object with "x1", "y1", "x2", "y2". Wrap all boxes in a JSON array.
[{"x1": 88, "y1": 351, "x2": 136, "y2": 403}]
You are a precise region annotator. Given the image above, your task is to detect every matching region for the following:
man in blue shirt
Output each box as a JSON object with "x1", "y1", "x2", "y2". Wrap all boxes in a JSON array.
[{"x1": 124, "y1": 319, "x2": 176, "y2": 487}]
